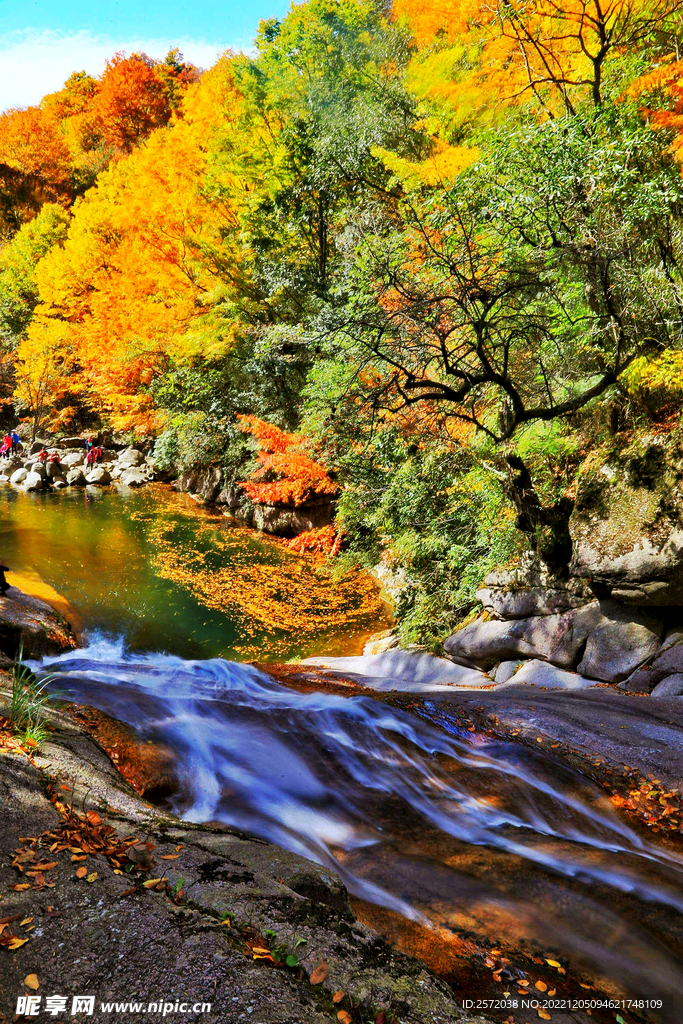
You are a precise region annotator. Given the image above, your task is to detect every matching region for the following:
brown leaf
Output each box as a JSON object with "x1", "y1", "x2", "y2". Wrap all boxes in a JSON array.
[
  {"x1": 119, "y1": 887, "x2": 136, "y2": 898},
  {"x1": 10, "y1": 883, "x2": 30, "y2": 891},
  {"x1": 75, "y1": 867, "x2": 88, "y2": 879},
  {"x1": 86, "y1": 811, "x2": 102, "y2": 825},
  {"x1": 309, "y1": 961, "x2": 329, "y2": 985},
  {"x1": 142, "y1": 878, "x2": 164, "y2": 888},
  {"x1": 159, "y1": 854, "x2": 180, "y2": 860},
  {"x1": 24, "y1": 974, "x2": 39, "y2": 991}
]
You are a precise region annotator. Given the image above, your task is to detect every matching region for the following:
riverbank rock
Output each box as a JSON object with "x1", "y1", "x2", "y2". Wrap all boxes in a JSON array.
[
  {"x1": 9, "y1": 467, "x2": 26, "y2": 485},
  {"x1": 477, "y1": 559, "x2": 590, "y2": 619},
  {"x1": 445, "y1": 600, "x2": 662, "y2": 682},
  {"x1": 23, "y1": 471, "x2": 43, "y2": 491},
  {"x1": 66, "y1": 467, "x2": 86, "y2": 486},
  {"x1": 0, "y1": 688, "x2": 491, "y2": 1024},
  {"x1": 118, "y1": 446, "x2": 145, "y2": 468},
  {"x1": 0, "y1": 588, "x2": 77, "y2": 659},
  {"x1": 85, "y1": 466, "x2": 111, "y2": 485},
  {"x1": 120, "y1": 467, "x2": 147, "y2": 487}
]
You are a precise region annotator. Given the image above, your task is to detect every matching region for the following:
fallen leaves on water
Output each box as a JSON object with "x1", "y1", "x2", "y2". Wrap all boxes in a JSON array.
[
  {"x1": 309, "y1": 961, "x2": 328, "y2": 985},
  {"x1": 24, "y1": 975, "x2": 39, "y2": 990}
]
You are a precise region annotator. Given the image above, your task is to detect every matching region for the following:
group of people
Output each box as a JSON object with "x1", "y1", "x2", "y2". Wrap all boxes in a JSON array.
[
  {"x1": 0, "y1": 430, "x2": 20, "y2": 457},
  {"x1": 85, "y1": 437, "x2": 104, "y2": 467},
  {"x1": 38, "y1": 448, "x2": 61, "y2": 466}
]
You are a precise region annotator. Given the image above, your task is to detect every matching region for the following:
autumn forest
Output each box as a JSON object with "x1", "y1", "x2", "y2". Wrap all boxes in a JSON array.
[{"x1": 2, "y1": 0, "x2": 683, "y2": 643}]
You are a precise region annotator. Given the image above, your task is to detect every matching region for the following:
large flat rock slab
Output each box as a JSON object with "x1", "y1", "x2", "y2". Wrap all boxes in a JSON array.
[
  {"x1": 0, "y1": 587, "x2": 78, "y2": 660},
  {"x1": 0, "y1": 685, "x2": 491, "y2": 1024}
]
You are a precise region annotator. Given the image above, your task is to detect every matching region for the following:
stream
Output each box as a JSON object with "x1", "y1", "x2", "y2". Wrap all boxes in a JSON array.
[{"x1": 3, "y1": 486, "x2": 683, "y2": 1023}]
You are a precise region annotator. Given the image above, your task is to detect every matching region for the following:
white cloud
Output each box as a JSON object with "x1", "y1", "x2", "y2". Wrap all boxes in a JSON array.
[{"x1": 0, "y1": 29, "x2": 241, "y2": 113}]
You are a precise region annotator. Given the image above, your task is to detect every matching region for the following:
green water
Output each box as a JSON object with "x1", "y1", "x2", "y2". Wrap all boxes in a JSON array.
[{"x1": 0, "y1": 484, "x2": 386, "y2": 661}]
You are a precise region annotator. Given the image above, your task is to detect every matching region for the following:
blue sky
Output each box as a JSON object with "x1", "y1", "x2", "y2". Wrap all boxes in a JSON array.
[{"x1": 0, "y1": 0, "x2": 292, "y2": 111}]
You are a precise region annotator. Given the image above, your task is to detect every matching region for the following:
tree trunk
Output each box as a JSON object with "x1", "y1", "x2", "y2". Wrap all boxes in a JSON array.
[{"x1": 503, "y1": 454, "x2": 574, "y2": 575}]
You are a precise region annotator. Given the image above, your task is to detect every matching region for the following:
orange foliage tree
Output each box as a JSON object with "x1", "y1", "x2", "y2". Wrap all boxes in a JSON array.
[
  {"x1": 394, "y1": 0, "x2": 682, "y2": 118},
  {"x1": 237, "y1": 415, "x2": 339, "y2": 506}
]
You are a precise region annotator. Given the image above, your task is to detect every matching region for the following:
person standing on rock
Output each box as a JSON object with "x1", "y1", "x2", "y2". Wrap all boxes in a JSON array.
[
  {"x1": 0, "y1": 565, "x2": 10, "y2": 597},
  {"x1": 10, "y1": 430, "x2": 19, "y2": 454},
  {"x1": 94, "y1": 446, "x2": 103, "y2": 464},
  {"x1": 38, "y1": 447, "x2": 48, "y2": 464}
]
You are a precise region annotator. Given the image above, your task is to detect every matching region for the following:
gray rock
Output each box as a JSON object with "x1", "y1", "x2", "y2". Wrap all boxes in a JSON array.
[
  {"x1": 61, "y1": 450, "x2": 84, "y2": 468},
  {"x1": 85, "y1": 467, "x2": 111, "y2": 485},
  {"x1": 53, "y1": 478, "x2": 67, "y2": 489},
  {"x1": 302, "y1": 650, "x2": 489, "y2": 691},
  {"x1": 66, "y1": 468, "x2": 86, "y2": 486},
  {"x1": 444, "y1": 602, "x2": 607, "y2": 670},
  {"x1": 576, "y1": 605, "x2": 662, "y2": 682},
  {"x1": 9, "y1": 467, "x2": 27, "y2": 485},
  {"x1": 476, "y1": 585, "x2": 587, "y2": 619},
  {"x1": 500, "y1": 659, "x2": 598, "y2": 690},
  {"x1": 46, "y1": 458, "x2": 64, "y2": 479},
  {"x1": 29, "y1": 461, "x2": 46, "y2": 477},
  {"x1": 446, "y1": 600, "x2": 662, "y2": 678},
  {"x1": 117, "y1": 446, "x2": 145, "y2": 468},
  {"x1": 620, "y1": 626, "x2": 683, "y2": 692},
  {"x1": 30, "y1": 439, "x2": 47, "y2": 455},
  {"x1": 491, "y1": 659, "x2": 524, "y2": 683},
  {"x1": 119, "y1": 468, "x2": 146, "y2": 488},
  {"x1": 23, "y1": 471, "x2": 43, "y2": 491},
  {"x1": 0, "y1": 587, "x2": 77, "y2": 659},
  {"x1": 651, "y1": 673, "x2": 683, "y2": 697}
]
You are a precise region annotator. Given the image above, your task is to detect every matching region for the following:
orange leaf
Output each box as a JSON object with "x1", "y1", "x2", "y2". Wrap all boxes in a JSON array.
[
  {"x1": 337, "y1": 1013, "x2": 352, "y2": 1024},
  {"x1": 24, "y1": 974, "x2": 39, "y2": 990},
  {"x1": 75, "y1": 867, "x2": 88, "y2": 879},
  {"x1": 309, "y1": 961, "x2": 329, "y2": 985},
  {"x1": 332, "y1": 991, "x2": 345, "y2": 1004}
]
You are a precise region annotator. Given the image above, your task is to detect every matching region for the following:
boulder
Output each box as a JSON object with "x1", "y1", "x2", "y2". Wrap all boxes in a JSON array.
[
  {"x1": 476, "y1": 585, "x2": 588, "y2": 620},
  {"x1": 445, "y1": 600, "x2": 660, "y2": 677},
  {"x1": 0, "y1": 587, "x2": 77, "y2": 659},
  {"x1": 498, "y1": 659, "x2": 597, "y2": 690},
  {"x1": 620, "y1": 627, "x2": 683, "y2": 692},
  {"x1": 55, "y1": 436, "x2": 87, "y2": 449},
  {"x1": 29, "y1": 462, "x2": 46, "y2": 478},
  {"x1": 9, "y1": 468, "x2": 27, "y2": 485},
  {"x1": 23, "y1": 471, "x2": 43, "y2": 491},
  {"x1": 576, "y1": 604, "x2": 662, "y2": 682},
  {"x1": 491, "y1": 659, "x2": 523, "y2": 683},
  {"x1": 119, "y1": 468, "x2": 146, "y2": 488},
  {"x1": 46, "y1": 459, "x2": 64, "y2": 479},
  {"x1": 117, "y1": 447, "x2": 145, "y2": 469},
  {"x1": 61, "y1": 451, "x2": 84, "y2": 468},
  {"x1": 66, "y1": 468, "x2": 86, "y2": 486},
  {"x1": 53, "y1": 478, "x2": 67, "y2": 489},
  {"x1": 29, "y1": 439, "x2": 47, "y2": 455},
  {"x1": 651, "y1": 673, "x2": 683, "y2": 697},
  {"x1": 445, "y1": 602, "x2": 606, "y2": 670},
  {"x1": 85, "y1": 467, "x2": 111, "y2": 485}
]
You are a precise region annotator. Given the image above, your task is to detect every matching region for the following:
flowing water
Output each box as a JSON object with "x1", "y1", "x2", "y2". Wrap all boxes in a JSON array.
[{"x1": 3, "y1": 485, "x2": 683, "y2": 1021}]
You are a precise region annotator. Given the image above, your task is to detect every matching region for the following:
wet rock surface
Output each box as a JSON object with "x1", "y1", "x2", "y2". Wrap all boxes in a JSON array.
[
  {"x1": 0, "y1": 687, "x2": 492, "y2": 1024},
  {"x1": 0, "y1": 588, "x2": 78, "y2": 660}
]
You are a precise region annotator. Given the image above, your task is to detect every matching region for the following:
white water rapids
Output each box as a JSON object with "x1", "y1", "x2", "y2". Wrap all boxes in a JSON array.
[{"x1": 33, "y1": 636, "x2": 683, "y2": 1016}]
